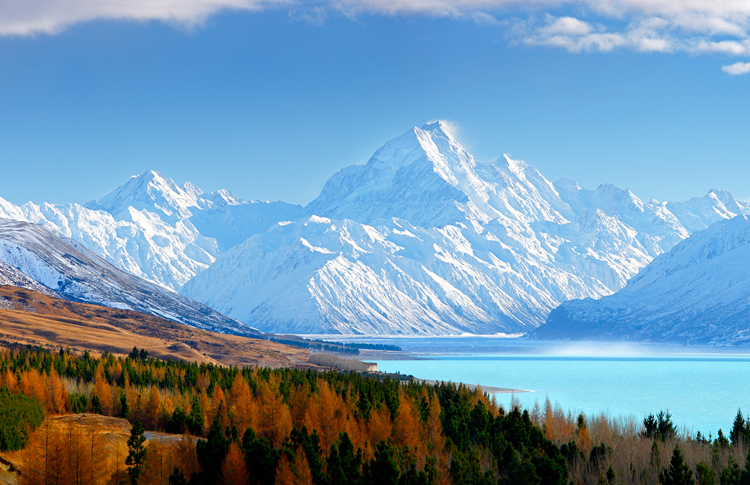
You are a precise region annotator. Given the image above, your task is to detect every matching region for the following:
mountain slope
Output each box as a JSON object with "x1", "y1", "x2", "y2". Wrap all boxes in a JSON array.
[
  {"x1": 533, "y1": 215, "x2": 750, "y2": 344},
  {"x1": 0, "y1": 286, "x2": 313, "y2": 368},
  {"x1": 0, "y1": 171, "x2": 303, "y2": 290},
  {"x1": 183, "y1": 123, "x2": 722, "y2": 335},
  {"x1": 3, "y1": 123, "x2": 748, "y2": 337},
  {"x1": 0, "y1": 218, "x2": 255, "y2": 335}
]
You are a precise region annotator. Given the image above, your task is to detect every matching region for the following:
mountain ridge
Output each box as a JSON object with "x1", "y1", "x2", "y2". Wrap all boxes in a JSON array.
[
  {"x1": 533, "y1": 215, "x2": 750, "y2": 344},
  {"x1": 2, "y1": 122, "x2": 749, "y2": 336},
  {"x1": 0, "y1": 217, "x2": 256, "y2": 336}
]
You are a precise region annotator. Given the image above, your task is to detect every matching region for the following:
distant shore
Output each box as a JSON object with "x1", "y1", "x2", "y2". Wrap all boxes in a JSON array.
[{"x1": 413, "y1": 379, "x2": 530, "y2": 394}]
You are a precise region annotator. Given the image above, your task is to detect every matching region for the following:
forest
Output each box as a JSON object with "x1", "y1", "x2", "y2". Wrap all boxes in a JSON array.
[{"x1": 0, "y1": 345, "x2": 749, "y2": 485}]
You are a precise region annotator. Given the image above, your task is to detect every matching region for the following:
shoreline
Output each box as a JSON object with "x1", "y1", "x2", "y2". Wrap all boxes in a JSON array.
[{"x1": 413, "y1": 378, "x2": 531, "y2": 394}]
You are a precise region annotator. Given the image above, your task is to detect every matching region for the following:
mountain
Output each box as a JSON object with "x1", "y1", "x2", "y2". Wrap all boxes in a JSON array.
[
  {"x1": 666, "y1": 189, "x2": 749, "y2": 233},
  {"x1": 0, "y1": 218, "x2": 256, "y2": 335},
  {"x1": 0, "y1": 170, "x2": 303, "y2": 290},
  {"x1": 533, "y1": 215, "x2": 750, "y2": 344},
  {"x1": 182, "y1": 123, "x2": 738, "y2": 335},
  {"x1": 0, "y1": 260, "x2": 62, "y2": 298},
  {"x1": 2, "y1": 122, "x2": 748, "y2": 336}
]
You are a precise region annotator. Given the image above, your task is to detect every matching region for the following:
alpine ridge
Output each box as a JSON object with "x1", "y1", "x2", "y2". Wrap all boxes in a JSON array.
[
  {"x1": 183, "y1": 123, "x2": 748, "y2": 335},
  {"x1": 2, "y1": 122, "x2": 748, "y2": 336},
  {"x1": 0, "y1": 218, "x2": 256, "y2": 335},
  {"x1": 534, "y1": 215, "x2": 750, "y2": 344}
]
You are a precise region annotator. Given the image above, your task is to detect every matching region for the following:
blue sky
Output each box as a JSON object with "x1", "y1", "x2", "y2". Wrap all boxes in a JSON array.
[{"x1": 1, "y1": 1, "x2": 749, "y2": 207}]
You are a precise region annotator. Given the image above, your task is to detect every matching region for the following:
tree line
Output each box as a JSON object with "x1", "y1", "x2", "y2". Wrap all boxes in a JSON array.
[{"x1": 2, "y1": 345, "x2": 750, "y2": 485}]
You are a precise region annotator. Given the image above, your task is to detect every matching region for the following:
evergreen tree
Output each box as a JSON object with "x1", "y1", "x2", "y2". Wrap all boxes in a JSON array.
[
  {"x1": 643, "y1": 414, "x2": 658, "y2": 439},
  {"x1": 731, "y1": 410, "x2": 747, "y2": 446},
  {"x1": 606, "y1": 465, "x2": 616, "y2": 485},
  {"x1": 125, "y1": 419, "x2": 147, "y2": 485},
  {"x1": 659, "y1": 445, "x2": 694, "y2": 485},
  {"x1": 187, "y1": 395, "x2": 204, "y2": 436},
  {"x1": 328, "y1": 432, "x2": 363, "y2": 485},
  {"x1": 195, "y1": 415, "x2": 231, "y2": 484},
  {"x1": 365, "y1": 441, "x2": 400, "y2": 485},
  {"x1": 721, "y1": 458, "x2": 741, "y2": 485},
  {"x1": 118, "y1": 390, "x2": 130, "y2": 419},
  {"x1": 168, "y1": 467, "x2": 188, "y2": 485},
  {"x1": 739, "y1": 449, "x2": 750, "y2": 485},
  {"x1": 242, "y1": 427, "x2": 280, "y2": 485},
  {"x1": 696, "y1": 462, "x2": 716, "y2": 485},
  {"x1": 0, "y1": 388, "x2": 45, "y2": 451}
]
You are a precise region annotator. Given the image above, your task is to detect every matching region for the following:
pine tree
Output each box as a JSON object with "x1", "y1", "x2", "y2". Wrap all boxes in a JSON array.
[
  {"x1": 659, "y1": 445, "x2": 693, "y2": 485},
  {"x1": 696, "y1": 462, "x2": 715, "y2": 485},
  {"x1": 731, "y1": 410, "x2": 747, "y2": 446},
  {"x1": 126, "y1": 419, "x2": 148, "y2": 485}
]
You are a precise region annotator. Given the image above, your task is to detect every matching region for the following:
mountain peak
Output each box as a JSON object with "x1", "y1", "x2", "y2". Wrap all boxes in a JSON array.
[{"x1": 419, "y1": 120, "x2": 455, "y2": 139}]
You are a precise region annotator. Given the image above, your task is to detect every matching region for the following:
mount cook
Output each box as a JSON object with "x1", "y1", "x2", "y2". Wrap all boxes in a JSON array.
[{"x1": 1, "y1": 122, "x2": 747, "y2": 336}]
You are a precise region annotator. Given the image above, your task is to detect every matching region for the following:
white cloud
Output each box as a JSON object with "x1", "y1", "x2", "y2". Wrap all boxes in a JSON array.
[
  {"x1": 4, "y1": 0, "x2": 750, "y2": 74},
  {"x1": 0, "y1": 0, "x2": 289, "y2": 36},
  {"x1": 542, "y1": 16, "x2": 592, "y2": 36},
  {"x1": 722, "y1": 61, "x2": 750, "y2": 75},
  {"x1": 289, "y1": 6, "x2": 328, "y2": 25}
]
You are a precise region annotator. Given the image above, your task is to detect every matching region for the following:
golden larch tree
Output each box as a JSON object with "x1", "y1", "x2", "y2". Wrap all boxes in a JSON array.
[{"x1": 220, "y1": 442, "x2": 250, "y2": 485}]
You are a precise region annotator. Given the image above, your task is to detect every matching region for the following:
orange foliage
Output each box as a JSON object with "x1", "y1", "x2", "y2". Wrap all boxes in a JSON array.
[
  {"x1": 393, "y1": 391, "x2": 419, "y2": 451},
  {"x1": 229, "y1": 375, "x2": 256, "y2": 434},
  {"x1": 221, "y1": 442, "x2": 250, "y2": 485},
  {"x1": 145, "y1": 386, "x2": 162, "y2": 430},
  {"x1": 316, "y1": 382, "x2": 344, "y2": 455},
  {"x1": 274, "y1": 453, "x2": 295, "y2": 485},
  {"x1": 367, "y1": 404, "x2": 393, "y2": 447},
  {"x1": 292, "y1": 446, "x2": 314, "y2": 485},
  {"x1": 258, "y1": 376, "x2": 292, "y2": 448}
]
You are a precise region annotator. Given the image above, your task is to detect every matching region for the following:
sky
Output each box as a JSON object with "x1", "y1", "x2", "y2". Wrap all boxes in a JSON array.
[{"x1": 1, "y1": 0, "x2": 749, "y2": 207}]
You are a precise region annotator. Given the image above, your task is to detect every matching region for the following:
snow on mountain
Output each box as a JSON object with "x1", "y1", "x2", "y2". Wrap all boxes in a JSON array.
[
  {"x1": 554, "y1": 179, "x2": 688, "y2": 255},
  {"x1": 0, "y1": 171, "x2": 303, "y2": 290},
  {"x1": 183, "y1": 215, "x2": 597, "y2": 335},
  {"x1": 0, "y1": 217, "x2": 255, "y2": 335},
  {"x1": 0, "y1": 260, "x2": 62, "y2": 298},
  {"x1": 184, "y1": 123, "x2": 721, "y2": 335},
  {"x1": 534, "y1": 215, "x2": 750, "y2": 344},
  {"x1": 666, "y1": 189, "x2": 750, "y2": 234},
  {"x1": 308, "y1": 122, "x2": 570, "y2": 228},
  {"x1": 2, "y1": 123, "x2": 746, "y2": 337}
]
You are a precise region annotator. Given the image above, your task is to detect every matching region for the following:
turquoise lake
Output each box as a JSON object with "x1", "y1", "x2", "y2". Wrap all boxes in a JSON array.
[{"x1": 335, "y1": 337, "x2": 750, "y2": 436}]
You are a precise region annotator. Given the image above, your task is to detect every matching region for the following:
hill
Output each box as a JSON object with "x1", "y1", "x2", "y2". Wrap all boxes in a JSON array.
[
  {"x1": 0, "y1": 218, "x2": 254, "y2": 335},
  {"x1": 0, "y1": 286, "x2": 314, "y2": 368}
]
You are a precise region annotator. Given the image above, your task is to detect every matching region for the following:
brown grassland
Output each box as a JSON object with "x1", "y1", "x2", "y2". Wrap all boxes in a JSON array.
[{"x1": 0, "y1": 285, "x2": 317, "y2": 369}]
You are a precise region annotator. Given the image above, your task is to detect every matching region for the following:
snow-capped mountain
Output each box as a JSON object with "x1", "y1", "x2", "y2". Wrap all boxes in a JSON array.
[
  {"x1": 0, "y1": 218, "x2": 255, "y2": 335},
  {"x1": 2, "y1": 122, "x2": 748, "y2": 336},
  {"x1": 0, "y1": 170, "x2": 303, "y2": 290},
  {"x1": 666, "y1": 189, "x2": 749, "y2": 234},
  {"x1": 533, "y1": 215, "x2": 750, "y2": 344},
  {"x1": 182, "y1": 122, "x2": 744, "y2": 335}
]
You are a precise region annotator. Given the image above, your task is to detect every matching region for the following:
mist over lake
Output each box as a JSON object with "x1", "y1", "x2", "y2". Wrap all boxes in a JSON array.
[{"x1": 334, "y1": 337, "x2": 750, "y2": 436}]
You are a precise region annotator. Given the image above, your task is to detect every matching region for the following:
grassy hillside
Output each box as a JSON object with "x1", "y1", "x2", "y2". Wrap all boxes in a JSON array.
[{"x1": 0, "y1": 285, "x2": 316, "y2": 369}]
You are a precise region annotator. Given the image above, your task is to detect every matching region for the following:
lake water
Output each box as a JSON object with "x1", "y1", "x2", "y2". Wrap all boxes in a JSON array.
[{"x1": 328, "y1": 337, "x2": 750, "y2": 436}]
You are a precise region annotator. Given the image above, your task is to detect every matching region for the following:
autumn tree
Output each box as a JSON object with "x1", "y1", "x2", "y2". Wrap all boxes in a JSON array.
[{"x1": 220, "y1": 441, "x2": 250, "y2": 485}]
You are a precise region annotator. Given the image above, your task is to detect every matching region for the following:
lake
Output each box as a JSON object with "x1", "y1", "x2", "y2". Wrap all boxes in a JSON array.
[{"x1": 326, "y1": 336, "x2": 750, "y2": 436}]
